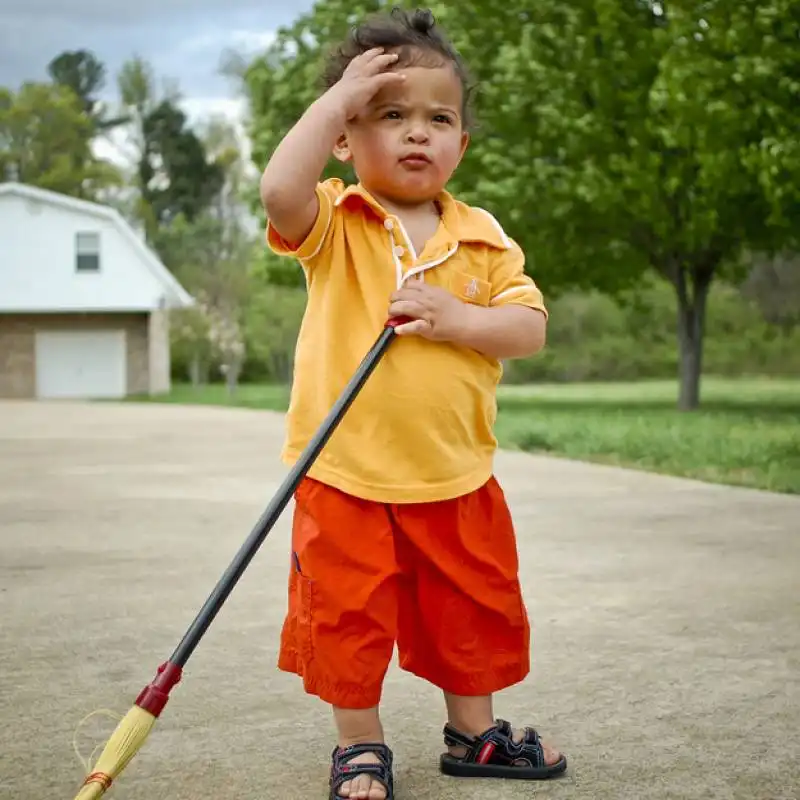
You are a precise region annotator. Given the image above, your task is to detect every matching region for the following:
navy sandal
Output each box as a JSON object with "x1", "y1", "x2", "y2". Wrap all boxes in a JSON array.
[
  {"x1": 440, "y1": 718, "x2": 567, "y2": 780},
  {"x1": 330, "y1": 742, "x2": 394, "y2": 799}
]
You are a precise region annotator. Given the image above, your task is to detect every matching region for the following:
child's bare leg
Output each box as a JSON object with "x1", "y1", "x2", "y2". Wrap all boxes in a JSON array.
[
  {"x1": 443, "y1": 692, "x2": 562, "y2": 765},
  {"x1": 333, "y1": 706, "x2": 387, "y2": 800}
]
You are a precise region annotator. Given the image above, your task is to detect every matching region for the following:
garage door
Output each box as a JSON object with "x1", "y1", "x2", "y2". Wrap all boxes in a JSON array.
[{"x1": 34, "y1": 330, "x2": 127, "y2": 399}]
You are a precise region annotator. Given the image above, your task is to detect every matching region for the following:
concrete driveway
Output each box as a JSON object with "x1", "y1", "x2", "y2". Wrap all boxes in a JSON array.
[{"x1": 1, "y1": 400, "x2": 798, "y2": 800}]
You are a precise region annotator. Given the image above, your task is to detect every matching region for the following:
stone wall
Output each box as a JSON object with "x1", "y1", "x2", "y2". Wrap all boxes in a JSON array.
[
  {"x1": 147, "y1": 308, "x2": 171, "y2": 395},
  {"x1": 0, "y1": 312, "x2": 152, "y2": 398}
]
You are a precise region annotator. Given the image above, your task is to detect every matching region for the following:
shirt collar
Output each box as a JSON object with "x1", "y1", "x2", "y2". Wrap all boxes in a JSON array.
[{"x1": 335, "y1": 182, "x2": 511, "y2": 251}]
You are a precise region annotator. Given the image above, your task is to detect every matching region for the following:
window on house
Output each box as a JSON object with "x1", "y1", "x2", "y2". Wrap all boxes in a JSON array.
[{"x1": 75, "y1": 232, "x2": 100, "y2": 272}]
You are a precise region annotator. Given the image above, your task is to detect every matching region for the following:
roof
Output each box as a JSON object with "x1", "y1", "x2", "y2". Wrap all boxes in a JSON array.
[{"x1": 0, "y1": 182, "x2": 194, "y2": 308}]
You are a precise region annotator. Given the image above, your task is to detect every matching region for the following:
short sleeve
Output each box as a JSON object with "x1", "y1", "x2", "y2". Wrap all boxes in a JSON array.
[
  {"x1": 265, "y1": 179, "x2": 343, "y2": 267},
  {"x1": 488, "y1": 240, "x2": 548, "y2": 319}
]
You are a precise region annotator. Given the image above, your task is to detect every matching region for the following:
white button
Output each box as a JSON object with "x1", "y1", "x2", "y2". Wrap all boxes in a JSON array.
[
  {"x1": 384, "y1": 219, "x2": 394, "y2": 230},
  {"x1": 393, "y1": 245, "x2": 405, "y2": 257}
]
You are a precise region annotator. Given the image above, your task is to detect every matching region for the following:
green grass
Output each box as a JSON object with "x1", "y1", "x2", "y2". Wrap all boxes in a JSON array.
[
  {"x1": 132, "y1": 377, "x2": 800, "y2": 494},
  {"x1": 129, "y1": 382, "x2": 291, "y2": 412},
  {"x1": 495, "y1": 378, "x2": 800, "y2": 494}
]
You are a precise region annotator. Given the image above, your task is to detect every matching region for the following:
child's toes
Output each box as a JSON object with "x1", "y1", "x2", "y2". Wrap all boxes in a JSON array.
[
  {"x1": 353, "y1": 775, "x2": 370, "y2": 798},
  {"x1": 369, "y1": 781, "x2": 387, "y2": 799}
]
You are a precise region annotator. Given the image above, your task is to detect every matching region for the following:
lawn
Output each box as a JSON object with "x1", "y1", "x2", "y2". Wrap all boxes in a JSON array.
[{"x1": 132, "y1": 377, "x2": 800, "y2": 494}]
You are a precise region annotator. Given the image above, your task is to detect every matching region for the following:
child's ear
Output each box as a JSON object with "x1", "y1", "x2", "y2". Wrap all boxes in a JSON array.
[
  {"x1": 458, "y1": 130, "x2": 470, "y2": 160},
  {"x1": 333, "y1": 133, "x2": 352, "y2": 163}
]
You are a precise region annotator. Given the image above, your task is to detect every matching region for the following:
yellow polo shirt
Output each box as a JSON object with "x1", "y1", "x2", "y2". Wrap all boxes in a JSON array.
[{"x1": 266, "y1": 178, "x2": 547, "y2": 503}]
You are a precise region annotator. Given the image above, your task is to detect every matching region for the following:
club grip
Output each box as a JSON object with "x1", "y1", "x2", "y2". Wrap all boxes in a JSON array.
[{"x1": 385, "y1": 316, "x2": 412, "y2": 329}]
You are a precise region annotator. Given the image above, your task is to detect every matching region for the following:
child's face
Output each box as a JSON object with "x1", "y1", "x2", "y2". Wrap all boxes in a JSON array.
[{"x1": 334, "y1": 56, "x2": 469, "y2": 206}]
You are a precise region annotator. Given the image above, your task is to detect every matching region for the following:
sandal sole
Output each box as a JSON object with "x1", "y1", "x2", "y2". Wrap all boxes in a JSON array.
[{"x1": 439, "y1": 752, "x2": 568, "y2": 780}]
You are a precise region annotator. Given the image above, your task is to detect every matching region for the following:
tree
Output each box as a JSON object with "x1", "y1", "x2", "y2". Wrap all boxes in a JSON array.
[
  {"x1": 482, "y1": 0, "x2": 800, "y2": 409},
  {"x1": 244, "y1": 283, "x2": 308, "y2": 382},
  {"x1": 242, "y1": 0, "x2": 800, "y2": 409},
  {"x1": 740, "y1": 253, "x2": 800, "y2": 332},
  {"x1": 152, "y1": 117, "x2": 256, "y2": 395},
  {"x1": 116, "y1": 56, "x2": 170, "y2": 238},
  {"x1": 199, "y1": 114, "x2": 256, "y2": 226},
  {"x1": 156, "y1": 213, "x2": 252, "y2": 393},
  {"x1": 117, "y1": 56, "x2": 160, "y2": 161},
  {"x1": 142, "y1": 100, "x2": 224, "y2": 227},
  {"x1": 47, "y1": 49, "x2": 129, "y2": 133},
  {"x1": 0, "y1": 82, "x2": 120, "y2": 197},
  {"x1": 115, "y1": 57, "x2": 224, "y2": 241}
]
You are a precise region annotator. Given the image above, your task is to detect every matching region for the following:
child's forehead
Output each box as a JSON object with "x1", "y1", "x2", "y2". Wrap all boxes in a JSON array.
[{"x1": 373, "y1": 63, "x2": 463, "y2": 107}]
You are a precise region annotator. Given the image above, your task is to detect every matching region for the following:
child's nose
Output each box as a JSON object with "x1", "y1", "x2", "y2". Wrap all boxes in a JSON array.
[{"x1": 405, "y1": 124, "x2": 430, "y2": 144}]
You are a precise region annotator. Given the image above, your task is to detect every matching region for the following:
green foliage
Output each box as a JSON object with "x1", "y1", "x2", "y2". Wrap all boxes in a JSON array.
[
  {"x1": 740, "y1": 253, "x2": 800, "y2": 331},
  {"x1": 155, "y1": 209, "x2": 256, "y2": 388},
  {"x1": 169, "y1": 305, "x2": 214, "y2": 384},
  {"x1": 154, "y1": 212, "x2": 251, "y2": 301},
  {"x1": 251, "y1": 245, "x2": 307, "y2": 289},
  {"x1": 167, "y1": 263, "x2": 797, "y2": 387},
  {"x1": 114, "y1": 55, "x2": 219, "y2": 241},
  {"x1": 141, "y1": 100, "x2": 224, "y2": 227},
  {"x1": 503, "y1": 278, "x2": 800, "y2": 383},
  {"x1": 242, "y1": 284, "x2": 308, "y2": 383},
  {"x1": 0, "y1": 82, "x2": 121, "y2": 197},
  {"x1": 240, "y1": 0, "x2": 800, "y2": 409},
  {"x1": 47, "y1": 49, "x2": 129, "y2": 133}
]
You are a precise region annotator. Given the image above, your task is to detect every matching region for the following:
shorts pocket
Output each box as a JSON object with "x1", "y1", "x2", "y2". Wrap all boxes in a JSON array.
[{"x1": 295, "y1": 572, "x2": 315, "y2": 663}]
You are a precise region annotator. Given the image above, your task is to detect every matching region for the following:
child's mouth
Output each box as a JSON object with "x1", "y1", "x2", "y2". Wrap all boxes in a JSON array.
[{"x1": 399, "y1": 154, "x2": 432, "y2": 169}]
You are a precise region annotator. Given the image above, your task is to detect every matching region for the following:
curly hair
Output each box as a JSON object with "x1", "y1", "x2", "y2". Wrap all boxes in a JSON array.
[{"x1": 322, "y1": 7, "x2": 474, "y2": 126}]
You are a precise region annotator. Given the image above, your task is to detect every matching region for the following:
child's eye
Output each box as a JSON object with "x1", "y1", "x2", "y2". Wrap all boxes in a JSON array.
[
  {"x1": 433, "y1": 114, "x2": 453, "y2": 124},
  {"x1": 384, "y1": 110, "x2": 402, "y2": 120}
]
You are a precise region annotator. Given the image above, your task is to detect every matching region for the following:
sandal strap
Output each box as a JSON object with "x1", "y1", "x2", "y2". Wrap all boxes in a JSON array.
[
  {"x1": 442, "y1": 718, "x2": 546, "y2": 768},
  {"x1": 330, "y1": 742, "x2": 393, "y2": 798},
  {"x1": 333, "y1": 742, "x2": 393, "y2": 766},
  {"x1": 442, "y1": 725, "x2": 475, "y2": 749}
]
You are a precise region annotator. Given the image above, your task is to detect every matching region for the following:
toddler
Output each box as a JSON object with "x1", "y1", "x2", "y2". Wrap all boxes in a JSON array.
[{"x1": 260, "y1": 7, "x2": 566, "y2": 799}]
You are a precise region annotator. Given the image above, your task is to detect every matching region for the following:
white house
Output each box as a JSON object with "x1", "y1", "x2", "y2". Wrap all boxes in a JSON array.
[{"x1": 0, "y1": 182, "x2": 193, "y2": 399}]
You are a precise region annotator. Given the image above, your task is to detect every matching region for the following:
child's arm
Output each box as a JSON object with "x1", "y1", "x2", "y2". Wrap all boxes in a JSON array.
[
  {"x1": 388, "y1": 283, "x2": 545, "y2": 359},
  {"x1": 451, "y1": 303, "x2": 546, "y2": 359},
  {"x1": 259, "y1": 97, "x2": 345, "y2": 247},
  {"x1": 260, "y1": 48, "x2": 404, "y2": 247},
  {"x1": 389, "y1": 235, "x2": 547, "y2": 359}
]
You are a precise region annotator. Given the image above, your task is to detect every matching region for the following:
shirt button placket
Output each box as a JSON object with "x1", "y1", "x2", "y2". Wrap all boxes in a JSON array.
[{"x1": 385, "y1": 217, "x2": 402, "y2": 276}]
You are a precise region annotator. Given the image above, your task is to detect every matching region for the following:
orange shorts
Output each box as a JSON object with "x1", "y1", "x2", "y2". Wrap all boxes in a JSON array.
[{"x1": 277, "y1": 475, "x2": 530, "y2": 708}]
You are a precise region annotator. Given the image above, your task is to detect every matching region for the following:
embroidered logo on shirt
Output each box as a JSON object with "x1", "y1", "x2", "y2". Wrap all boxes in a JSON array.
[{"x1": 465, "y1": 278, "x2": 479, "y2": 299}]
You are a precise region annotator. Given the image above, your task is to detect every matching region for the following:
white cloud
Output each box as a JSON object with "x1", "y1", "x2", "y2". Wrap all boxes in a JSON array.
[
  {"x1": 230, "y1": 29, "x2": 278, "y2": 52},
  {"x1": 183, "y1": 95, "x2": 255, "y2": 167},
  {"x1": 181, "y1": 95, "x2": 247, "y2": 123},
  {"x1": 180, "y1": 28, "x2": 276, "y2": 56}
]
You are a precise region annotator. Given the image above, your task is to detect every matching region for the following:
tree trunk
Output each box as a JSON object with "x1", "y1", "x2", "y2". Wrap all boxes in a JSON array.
[
  {"x1": 225, "y1": 359, "x2": 242, "y2": 399},
  {"x1": 673, "y1": 261, "x2": 715, "y2": 411},
  {"x1": 189, "y1": 353, "x2": 201, "y2": 388}
]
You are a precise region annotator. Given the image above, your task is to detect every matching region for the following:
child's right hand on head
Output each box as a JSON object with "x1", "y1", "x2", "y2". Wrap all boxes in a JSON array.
[
  {"x1": 330, "y1": 48, "x2": 406, "y2": 120},
  {"x1": 260, "y1": 48, "x2": 403, "y2": 250}
]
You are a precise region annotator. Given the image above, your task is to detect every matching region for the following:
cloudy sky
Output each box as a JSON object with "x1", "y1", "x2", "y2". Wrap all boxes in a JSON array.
[{"x1": 0, "y1": 0, "x2": 316, "y2": 163}]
